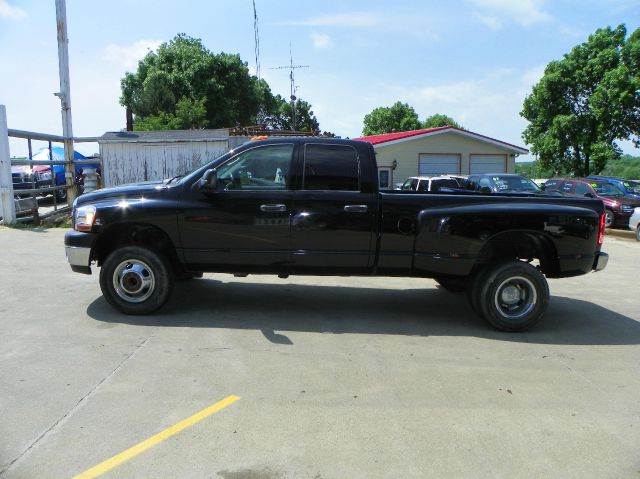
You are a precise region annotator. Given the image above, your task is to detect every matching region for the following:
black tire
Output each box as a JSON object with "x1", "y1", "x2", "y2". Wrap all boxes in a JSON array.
[
  {"x1": 55, "y1": 188, "x2": 67, "y2": 202},
  {"x1": 435, "y1": 276, "x2": 467, "y2": 292},
  {"x1": 636, "y1": 225, "x2": 640, "y2": 242},
  {"x1": 604, "y1": 209, "x2": 614, "y2": 228},
  {"x1": 99, "y1": 246, "x2": 174, "y2": 315},
  {"x1": 477, "y1": 261, "x2": 549, "y2": 332},
  {"x1": 467, "y1": 264, "x2": 497, "y2": 313}
]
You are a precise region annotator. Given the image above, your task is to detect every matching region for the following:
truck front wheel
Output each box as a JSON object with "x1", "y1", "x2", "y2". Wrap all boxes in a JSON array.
[
  {"x1": 475, "y1": 261, "x2": 549, "y2": 332},
  {"x1": 99, "y1": 246, "x2": 174, "y2": 315}
]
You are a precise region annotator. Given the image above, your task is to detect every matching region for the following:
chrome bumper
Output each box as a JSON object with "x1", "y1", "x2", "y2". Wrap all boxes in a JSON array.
[
  {"x1": 593, "y1": 252, "x2": 609, "y2": 272},
  {"x1": 65, "y1": 246, "x2": 92, "y2": 274}
]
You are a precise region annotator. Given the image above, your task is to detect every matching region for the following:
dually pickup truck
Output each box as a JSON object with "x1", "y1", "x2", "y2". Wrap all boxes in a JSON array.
[{"x1": 65, "y1": 138, "x2": 609, "y2": 331}]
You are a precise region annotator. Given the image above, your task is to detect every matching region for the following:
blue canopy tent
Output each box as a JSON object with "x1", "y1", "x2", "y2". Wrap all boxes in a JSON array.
[{"x1": 30, "y1": 147, "x2": 99, "y2": 200}]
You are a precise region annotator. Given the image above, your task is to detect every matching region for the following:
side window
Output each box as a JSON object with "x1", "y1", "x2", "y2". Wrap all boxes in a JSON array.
[
  {"x1": 574, "y1": 182, "x2": 589, "y2": 195},
  {"x1": 217, "y1": 144, "x2": 294, "y2": 190},
  {"x1": 479, "y1": 177, "x2": 492, "y2": 189},
  {"x1": 561, "y1": 181, "x2": 575, "y2": 194},
  {"x1": 417, "y1": 180, "x2": 429, "y2": 192},
  {"x1": 303, "y1": 144, "x2": 359, "y2": 191},
  {"x1": 466, "y1": 177, "x2": 477, "y2": 190},
  {"x1": 544, "y1": 180, "x2": 558, "y2": 190},
  {"x1": 401, "y1": 179, "x2": 413, "y2": 190}
]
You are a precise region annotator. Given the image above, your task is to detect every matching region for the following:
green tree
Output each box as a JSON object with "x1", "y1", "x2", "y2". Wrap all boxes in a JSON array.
[
  {"x1": 261, "y1": 95, "x2": 320, "y2": 132},
  {"x1": 362, "y1": 101, "x2": 421, "y2": 136},
  {"x1": 423, "y1": 113, "x2": 463, "y2": 129},
  {"x1": 134, "y1": 97, "x2": 208, "y2": 131},
  {"x1": 120, "y1": 34, "x2": 277, "y2": 130},
  {"x1": 521, "y1": 25, "x2": 640, "y2": 176}
]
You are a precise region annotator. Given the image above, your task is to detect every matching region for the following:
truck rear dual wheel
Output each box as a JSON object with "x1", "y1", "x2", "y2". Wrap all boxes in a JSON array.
[
  {"x1": 469, "y1": 260, "x2": 549, "y2": 332},
  {"x1": 99, "y1": 246, "x2": 174, "y2": 315}
]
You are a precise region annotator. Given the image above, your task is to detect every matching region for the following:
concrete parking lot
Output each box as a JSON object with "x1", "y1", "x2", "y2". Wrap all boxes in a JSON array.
[{"x1": 0, "y1": 227, "x2": 638, "y2": 479}]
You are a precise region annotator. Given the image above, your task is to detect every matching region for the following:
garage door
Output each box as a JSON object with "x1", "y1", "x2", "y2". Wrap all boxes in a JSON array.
[
  {"x1": 469, "y1": 154, "x2": 507, "y2": 174},
  {"x1": 418, "y1": 154, "x2": 460, "y2": 175}
]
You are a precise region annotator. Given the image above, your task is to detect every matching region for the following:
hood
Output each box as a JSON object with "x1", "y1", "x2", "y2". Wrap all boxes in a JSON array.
[{"x1": 75, "y1": 180, "x2": 172, "y2": 205}]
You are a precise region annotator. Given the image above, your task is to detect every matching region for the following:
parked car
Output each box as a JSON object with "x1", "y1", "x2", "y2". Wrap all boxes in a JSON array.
[
  {"x1": 25, "y1": 147, "x2": 100, "y2": 201},
  {"x1": 630, "y1": 207, "x2": 640, "y2": 241},
  {"x1": 399, "y1": 175, "x2": 463, "y2": 192},
  {"x1": 586, "y1": 175, "x2": 640, "y2": 199},
  {"x1": 543, "y1": 178, "x2": 640, "y2": 228},
  {"x1": 11, "y1": 164, "x2": 54, "y2": 194},
  {"x1": 465, "y1": 174, "x2": 543, "y2": 194},
  {"x1": 66, "y1": 137, "x2": 609, "y2": 332}
]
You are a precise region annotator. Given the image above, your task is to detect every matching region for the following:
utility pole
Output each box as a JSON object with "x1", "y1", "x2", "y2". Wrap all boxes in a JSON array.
[
  {"x1": 269, "y1": 44, "x2": 309, "y2": 131},
  {"x1": 54, "y1": 0, "x2": 76, "y2": 205}
]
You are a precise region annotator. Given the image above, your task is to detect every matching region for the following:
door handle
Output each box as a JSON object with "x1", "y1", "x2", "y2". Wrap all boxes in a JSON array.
[
  {"x1": 260, "y1": 204, "x2": 287, "y2": 212},
  {"x1": 344, "y1": 204, "x2": 368, "y2": 213}
]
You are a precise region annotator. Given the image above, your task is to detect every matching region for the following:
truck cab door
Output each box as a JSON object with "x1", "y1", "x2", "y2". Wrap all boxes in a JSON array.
[
  {"x1": 290, "y1": 143, "x2": 377, "y2": 273},
  {"x1": 178, "y1": 143, "x2": 295, "y2": 271}
]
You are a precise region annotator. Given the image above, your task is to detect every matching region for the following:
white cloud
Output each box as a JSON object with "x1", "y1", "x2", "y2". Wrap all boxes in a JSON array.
[
  {"x1": 310, "y1": 32, "x2": 333, "y2": 49},
  {"x1": 0, "y1": 0, "x2": 26, "y2": 21},
  {"x1": 469, "y1": 0, "x2": 553, "y2": 28},
  {"x1": 473, "y1": 12, "x2": 501, "y2": 31},
  {"x1": 277, "y1": 12, "x2": 380, "y2": 27},
  {"x1": 102, "y1": 39, "x2": 162, "y2": 70}
]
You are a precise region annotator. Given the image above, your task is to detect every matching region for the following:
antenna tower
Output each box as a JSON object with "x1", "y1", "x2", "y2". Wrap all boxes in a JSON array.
[{"x1": 269, "y1": 44, "x2": 309, "y2": 130}]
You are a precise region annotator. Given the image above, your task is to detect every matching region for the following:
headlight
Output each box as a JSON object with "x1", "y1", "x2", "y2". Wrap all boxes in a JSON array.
[
  {"x1": 37, "y1": 171, "x2": 52, "y2": 181},
  {"x1": 75, "y1": 205, "x2": 97, "y2": 232}
]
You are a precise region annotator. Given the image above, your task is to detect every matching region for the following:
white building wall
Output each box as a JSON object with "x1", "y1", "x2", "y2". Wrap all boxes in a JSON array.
[{"x1": 100, "y1": 139, "x2": 230, "y2": 187}]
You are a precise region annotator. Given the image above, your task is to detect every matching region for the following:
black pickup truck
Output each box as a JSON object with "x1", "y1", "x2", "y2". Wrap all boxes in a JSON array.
[{"x1": 65, "y1": 138, "x2": 608, "y2": 331}]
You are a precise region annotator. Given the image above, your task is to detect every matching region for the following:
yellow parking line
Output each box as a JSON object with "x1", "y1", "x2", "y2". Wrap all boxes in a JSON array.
[{"x1": 72, "y1": 395, "x2": 240, "y2": 479}]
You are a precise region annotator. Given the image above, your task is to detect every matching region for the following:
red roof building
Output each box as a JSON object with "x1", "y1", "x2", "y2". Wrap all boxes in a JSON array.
[{"x1": 354, "y1": 126, "x2": 528, "y2": 189}]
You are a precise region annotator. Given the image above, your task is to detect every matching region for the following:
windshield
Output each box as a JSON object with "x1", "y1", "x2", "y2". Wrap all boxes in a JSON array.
[
  {"x1": 622, "y1": 180, "x2": 640, "y2": 194},
  {"x1": 491, "y1": 176, "x2": 540, "y2": 192},
  {"x1": 181, "y1": 148, "x2": 235, "y2": 183},
  {"x1": 592, "y1": 182, "x2": 624, "y2": 197}
]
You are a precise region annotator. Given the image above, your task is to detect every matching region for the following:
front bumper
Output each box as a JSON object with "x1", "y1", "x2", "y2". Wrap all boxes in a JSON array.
[
  {"x1": 593, "y1": 251, "x2": 608, "y2": 272},
  {"x1": 64, "y1": 230, "x2": 98, "y2": 274}
]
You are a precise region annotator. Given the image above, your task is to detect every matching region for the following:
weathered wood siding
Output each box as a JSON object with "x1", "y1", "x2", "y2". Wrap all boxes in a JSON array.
[{"x1": 101, "y1": 140, "x2": 230, "y2": 187}]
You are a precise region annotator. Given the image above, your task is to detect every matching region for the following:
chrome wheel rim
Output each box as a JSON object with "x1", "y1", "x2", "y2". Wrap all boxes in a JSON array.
[
  {"x1": 604, "y1": 211, "x2": 613, "y2": 227},
  {"x1": 493, "y1": 276, "x2": 536, "y2": 320},
  {"x1": 112, "y1": 259, "x2": 155, "y2": 303}
]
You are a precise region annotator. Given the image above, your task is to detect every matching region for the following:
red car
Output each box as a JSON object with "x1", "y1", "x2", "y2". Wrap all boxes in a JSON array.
[{"x1": 543, "y1": 178, "x2": 640, "y2": 227}]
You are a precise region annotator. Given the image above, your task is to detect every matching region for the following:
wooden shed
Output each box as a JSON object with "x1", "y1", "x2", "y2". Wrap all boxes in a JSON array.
[{"x1": 98, "y1": 130, "x2": 244, "y2": 187}]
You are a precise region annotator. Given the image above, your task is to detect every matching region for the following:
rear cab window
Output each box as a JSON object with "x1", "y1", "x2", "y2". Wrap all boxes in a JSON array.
[{"x1": 302, "y1": 144, "x2": 360, "y2": 191}]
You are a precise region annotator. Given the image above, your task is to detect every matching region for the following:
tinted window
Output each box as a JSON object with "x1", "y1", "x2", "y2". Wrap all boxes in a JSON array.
[
  {"x1": 544, "y1": 180, "x2": 559, "y2": 190},
  {"x1": 592, "y1": 182, "x2": 623, "y2": 196},
  {"x1": 491, "y1": 176, "x2": 539, "y2": 191},
  {"x1": 417, "y1": 180, "x2": 429, "y2": 192},
  {"x1": 303, "y1": 144, "x2": 359, "y2": 191},
  {"x1": 431, "y1": 179, "x2": 459, "y2": 190},
  {"x1": 574, "y1": 182, "x2": 590, "y2": 195},
  {"x1": 561, "y1": 181, "x2": 575, "y2": 194},
  {"x1": 217, "y1": 144, "x2": 294, "y2": 190}
]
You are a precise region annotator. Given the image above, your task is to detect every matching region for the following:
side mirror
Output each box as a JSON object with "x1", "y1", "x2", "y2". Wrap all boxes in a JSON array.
[
  {"x1": 199, "y1": 169, "x2": 218, "y2": 191},
  {"x1": 479, "y1": 186, "x2": 492, "y2": 194},
  {"x1": 584, "y1": 192, "x2": 594, "y2": 198}
]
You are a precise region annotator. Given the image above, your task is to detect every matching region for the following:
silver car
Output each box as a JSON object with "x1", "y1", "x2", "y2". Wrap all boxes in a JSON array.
[{"x1": 630, "y1": 207, "x2": 640, "y2": 241}]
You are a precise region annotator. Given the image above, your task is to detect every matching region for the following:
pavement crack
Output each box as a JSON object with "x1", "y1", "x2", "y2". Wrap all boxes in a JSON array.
[{"x1": 0, "y1": 336, "x2": 151, "y2": 477}]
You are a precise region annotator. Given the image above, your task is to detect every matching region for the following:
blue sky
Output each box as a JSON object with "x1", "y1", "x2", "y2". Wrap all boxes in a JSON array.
[{"x1": 1, "y1": 0, "x2": 638, "y2": 160}]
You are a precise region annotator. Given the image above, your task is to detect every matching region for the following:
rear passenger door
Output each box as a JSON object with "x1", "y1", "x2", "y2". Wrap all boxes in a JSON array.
[{"x1": 290, "y1": 143, "x2": 377, "y2": 273}]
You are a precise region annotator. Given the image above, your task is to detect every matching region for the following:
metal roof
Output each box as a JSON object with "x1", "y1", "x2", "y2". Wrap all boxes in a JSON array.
[{"x1": 99, "y1": 129, "x2": 229, "y2": 144}]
